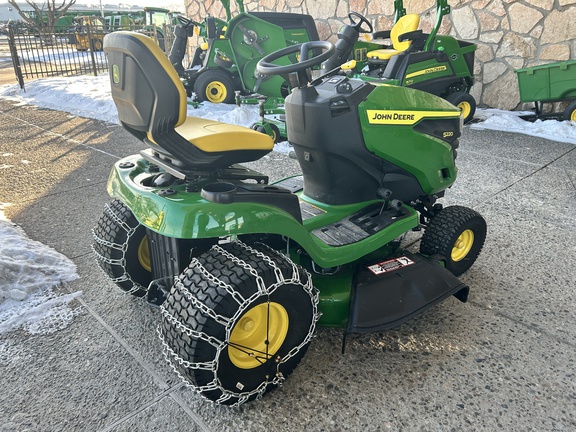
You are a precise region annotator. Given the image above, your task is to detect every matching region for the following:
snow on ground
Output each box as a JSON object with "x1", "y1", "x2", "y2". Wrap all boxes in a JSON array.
[
  {"x1": 0, "y1": 73, "x2": 575, "y2": 335},
  {"x1": 472, "y1": 108, "x2": 576, "y2": 145},
  {"x1": 0, "y1": 205, "x2": 80, "y2": 335}
]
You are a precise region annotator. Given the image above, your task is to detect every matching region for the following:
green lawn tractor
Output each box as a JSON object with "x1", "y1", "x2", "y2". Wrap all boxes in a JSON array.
[
  {"x1": 95, "y1": 32, "x2": 487, "y2": 406},
  {"x1": 171, "y1": 0, "x2": 319, "y2": 104}
]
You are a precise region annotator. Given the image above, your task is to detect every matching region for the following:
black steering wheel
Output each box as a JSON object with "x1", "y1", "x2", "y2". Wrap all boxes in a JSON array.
[
  {"x1": 348, "y1": 12, "x2": 373, "y2": 33},
  {"x1": 257, "y1": 41, "x2": 335, "y2": 80}
]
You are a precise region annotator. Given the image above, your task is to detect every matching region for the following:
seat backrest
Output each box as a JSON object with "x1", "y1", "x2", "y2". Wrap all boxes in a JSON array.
[
  {"x1": 391, "y1": 14, "x2": 420, "y2": 52},
  {"x1": 103, "y1": 31, "x2": 187, "y2": 143},
  {"x1": 206, "y1": 17, "x2": 218, "y2": 39}
]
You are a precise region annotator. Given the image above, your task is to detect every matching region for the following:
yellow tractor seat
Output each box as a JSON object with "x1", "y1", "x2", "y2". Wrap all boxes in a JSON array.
[
  {"x1": 367, "y1": 14, "x2": 420, "y2": 61},
  {"x1": 103, "y1": 31, "x2": 273, "y2": 169}
]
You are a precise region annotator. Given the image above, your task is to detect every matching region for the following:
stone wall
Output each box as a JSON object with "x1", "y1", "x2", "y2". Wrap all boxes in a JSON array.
[{"x1": 185, "y1": 0, "x2": 576, "y2": 110}]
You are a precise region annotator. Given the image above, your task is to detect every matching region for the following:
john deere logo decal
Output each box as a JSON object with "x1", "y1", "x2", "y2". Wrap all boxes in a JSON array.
[
  {"x1": 405, "y1": 65, "x2": 448, "y2": 79},
  {"x1": 367, "y1": 110, "x2": 458, "y2": 125},
  {"x1": 112, "y1": 65, "x2": 120, "y2": 84}
]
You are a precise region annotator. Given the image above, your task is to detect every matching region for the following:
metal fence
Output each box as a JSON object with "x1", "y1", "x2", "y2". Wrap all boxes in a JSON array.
[{"x1": 6, "y1": 23, "x2": 175, "y2": 90}]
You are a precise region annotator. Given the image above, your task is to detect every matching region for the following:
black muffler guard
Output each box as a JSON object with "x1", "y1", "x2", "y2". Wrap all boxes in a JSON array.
[{"x1": 346, "y1": 252, "x2": 468, "y2": 335}]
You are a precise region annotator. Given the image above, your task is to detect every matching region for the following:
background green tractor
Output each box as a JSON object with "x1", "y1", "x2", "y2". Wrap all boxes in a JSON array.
[
  {"x1": 171, "y1": 0, "x2": 319, "y2": 103},
  {"x1": 140, "y1": 6, "x2": 180, "y2": 51}
]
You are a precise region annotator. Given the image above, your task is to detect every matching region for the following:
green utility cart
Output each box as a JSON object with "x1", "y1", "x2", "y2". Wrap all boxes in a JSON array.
[{"x1": 515, "y1": 60, "x2": 576, "y2": 121}]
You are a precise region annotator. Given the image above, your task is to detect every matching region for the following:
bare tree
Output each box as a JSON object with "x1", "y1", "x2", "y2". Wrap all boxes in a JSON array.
[{"x1": 8, "y1": 0, "x2": 77, "y2": 35}]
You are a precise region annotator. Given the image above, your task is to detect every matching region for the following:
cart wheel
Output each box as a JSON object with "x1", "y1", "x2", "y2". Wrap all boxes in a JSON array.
[
  {"x1": 562, "y1": 100, "x2": 576, "y2": 122},
  {"x1": 250, "y1": 123, "x2": 281, "y2": 143},
  {"x1": 159, "y1": 241, "x2": 318, "y2": 406},
  {"x1": 194, "y1": 70, "x2": 236, "y2": 104},
  {"x1": 214, "y1": 51, "x2": 234, "y2": 68},
  {"x1": 92, "y1": 199, "x2": 152, "y2": 296},
  {"x1": 269, "y1": 124, "x2": 281, "y2": 143},
  {"x1": 445, "y1": 92, "x2": 476, "y2": 124},
  {"x1": 420, "y1": 205, "x2": 486, "y2": 276}
]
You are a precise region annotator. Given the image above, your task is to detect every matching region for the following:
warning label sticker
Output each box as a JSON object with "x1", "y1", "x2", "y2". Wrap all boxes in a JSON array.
[{"x1": 368, "y1": 256, "x2": 415, "y2": 275}]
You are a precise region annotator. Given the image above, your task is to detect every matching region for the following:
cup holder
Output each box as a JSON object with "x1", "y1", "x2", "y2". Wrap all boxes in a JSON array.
[{"x1": 201, "y1": 182, "x2": 237, "y2": 204}]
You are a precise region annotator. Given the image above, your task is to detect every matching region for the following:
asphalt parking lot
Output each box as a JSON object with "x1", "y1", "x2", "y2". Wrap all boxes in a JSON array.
[{"x1": 1, "y1": 97, "x2": 575, "y2": 431}]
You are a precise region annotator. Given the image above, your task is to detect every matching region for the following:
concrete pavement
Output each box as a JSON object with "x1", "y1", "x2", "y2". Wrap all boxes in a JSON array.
[{"x1": 1, "y1": 98, "x2": 575, "y2": 431}]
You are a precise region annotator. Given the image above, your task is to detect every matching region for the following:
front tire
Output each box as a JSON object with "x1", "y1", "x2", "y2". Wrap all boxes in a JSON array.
[
  {"x1": 446, "y1": 91, "x2": 476, "y2": 124},
  {"x1": 193, "y1": 70, "x2": 236, "y2": 104},
  {"x1": 420, "y1": 205, "x2": 487, "y2": 276},
  {"x1": 159, "y1": 241, "x2": 318, "y2": 406},
  {"x1": 92, "y1": 200, "x2": 152, "y2": 296}
]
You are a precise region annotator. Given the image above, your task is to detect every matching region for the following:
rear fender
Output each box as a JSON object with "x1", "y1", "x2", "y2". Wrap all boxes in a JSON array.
[{"x1": 107, "y1": 158, "x2": 419, "y2": 267}]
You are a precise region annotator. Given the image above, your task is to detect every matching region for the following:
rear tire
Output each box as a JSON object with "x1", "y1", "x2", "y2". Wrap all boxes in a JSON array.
[
  {"x1": 92, "y1": 200, "x2": 152, "y2": 296},
  {"x1": 446, "y1": 91, "x2": 476, "y2": 124},
  {"x1": 420, "y1": 205, "x2": 486, "y2": 276},
  {"x1": 562, "y1": 100, "x2": 576, "y2": 122},
  {"x1": 194, "y1": 70, "x2": 236, "y2": 104},
  {"x1": 159, "y1": 241, "x2": 318, "y2": 406}
]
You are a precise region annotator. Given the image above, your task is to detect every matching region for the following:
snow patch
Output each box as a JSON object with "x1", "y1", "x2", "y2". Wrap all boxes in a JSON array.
[
  {"x1": 0, "y1": 206, "x2": 81, "y2": 335},
  {"x1": 274, "y1": 140, "x2": 293, "y2": 154},
  {"x1": 0, "y1": 289, "x2": 83, "y2": 335},
  {"x1": 471, "y1": 109, "x2": 576, "y2": 145}
]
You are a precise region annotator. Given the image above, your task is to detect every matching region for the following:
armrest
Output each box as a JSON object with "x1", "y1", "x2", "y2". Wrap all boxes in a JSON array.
[
  {"x1": 398, "y1": 30, "x2": 424, "y2": 42},
  {"x1": 372, "y1": 30, "x2": 391, "y2": 40}
]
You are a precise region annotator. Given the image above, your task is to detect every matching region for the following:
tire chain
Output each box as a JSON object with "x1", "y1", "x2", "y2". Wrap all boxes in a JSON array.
[
  {"x1": 91, "y1": 200, "x2": 147, "y2": 295},
  {"x1": 159, "y1": 240, "x2": 319, "y2": 406}
]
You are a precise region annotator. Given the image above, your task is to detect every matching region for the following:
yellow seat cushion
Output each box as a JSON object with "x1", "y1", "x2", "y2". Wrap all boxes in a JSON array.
[
  {"x1": 151, "y1": 116, "x2": 274, "y2": 153},
  {"x1": 366, "y1": 14, "x2": 420, "y2": 62},
  {"x1": 367, "y1": 49, "x2": 399, "y2": 60}
]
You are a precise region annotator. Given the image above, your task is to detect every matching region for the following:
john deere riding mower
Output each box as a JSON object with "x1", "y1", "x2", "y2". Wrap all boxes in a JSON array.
[
  {"x1": 95, "y1": 31, "x2": 486, "y2": 406},
  {"x1": 325, "y1": 0, "x2": 478, "y2": 123},
  {"x1": 170, "y1": 0, "x2": 319, "y2": 104}
]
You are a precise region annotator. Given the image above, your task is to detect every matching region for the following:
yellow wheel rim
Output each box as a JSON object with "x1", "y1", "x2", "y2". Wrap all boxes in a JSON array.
[
  {"x1": 452, "y1": 229, "x2": 474, "y2": 262},
  {"x1": 570, "y1": 109, "x2": 576, "y2": 122},
  {"x1": 137, "y1": 236, "x2": 151, "y2": 272},
  {"x1": 205, "y1": 81, "x2": 227, "y2": 103},
  {"x1": 229, "y1": 302, "x2": 289, "y2": 369},
  {"x1": 458, "y1": 101, "x2": 471, "y2": 120}
]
